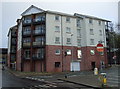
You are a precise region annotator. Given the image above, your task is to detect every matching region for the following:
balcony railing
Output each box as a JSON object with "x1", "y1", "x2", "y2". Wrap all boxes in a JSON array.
[
  {"x1": 23, "y1": 31, "x2": 31, "y2": 36},
  {"x1": 33, "y1": 42, "x2": 41, "y2": 46},
  {"x1": 23, "y1": 42, "x2": 31, "y2": 47},
  {"x1": 33, "y1": 30, "x2": 45, "y2": 35},
  {"x1": 32, "y1": 53, "x2": 44, "y2": 60},
  {"x1": 23, "y1": 20, "x2": 31, "y2": 26}
]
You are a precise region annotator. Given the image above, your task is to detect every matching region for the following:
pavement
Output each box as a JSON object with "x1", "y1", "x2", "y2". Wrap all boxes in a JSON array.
[{"x1": 5, "y1": 65, "x2": 120, "y2": 89}]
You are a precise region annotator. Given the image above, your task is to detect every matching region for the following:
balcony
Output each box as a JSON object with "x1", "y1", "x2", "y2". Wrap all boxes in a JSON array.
[
  {"x1": 33, "y1": 30, "x2": 45, "y2": 36},
  {"x1": 23, "y1": 20, "x2": 31, "y2": 26},
  {"x1": 23, "y1": 56, "x2": 30, "y2": 60},
  {"x1": 12, "y1": 40, "x2": 16, "y2": 45},
  {"x1": 33, "y1": 18, "x2": 45, "y2": 25},
  {"x1": 33, "y1": 41, "x2": 45, "y2": 47},
  {"x1": 23, "y1": 31, "x2": 31, "y2": 37},
  {"x1": 23, "y1": 42, "x2": 31, "y2": 48},
  {"x1": 32, "y1": 53, "x2": 44, "y2": 60},
  {"x1": 11, "y1": 50, "x2": 16, "y2": 54},
  {"x1": 11, "y1": 33, "x2": 17, "y2": 37}
]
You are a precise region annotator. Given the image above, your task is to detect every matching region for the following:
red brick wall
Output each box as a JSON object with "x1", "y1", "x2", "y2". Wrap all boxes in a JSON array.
[
  {"x1": 7, "y1": 53, "x2": 11, "y2": 67},
  {"x1": 45, "y1": 45, "x2": 79, "y2": 72},
  {"x1": 16, "y1": 49, "x2": 22, "y2": 71},
  {"x1": 23, "y1": 61, "x2": 30, "y2": 72},
  {"x1": 45, "y1": 45, "x2": 108, "y2": 72},
  {"x1": 80, "y1": 46, "x2": 108, "y2": 70}
]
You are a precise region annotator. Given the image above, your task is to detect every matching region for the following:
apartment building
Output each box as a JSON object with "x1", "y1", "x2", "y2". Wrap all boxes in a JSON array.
[
  {"x1": 8, "y1": 5, "x2": 110, "y2": 72},
  {"x1": 0, "y1": 48, "x2": 8, "y2": 65},
  {"x1": 7, "y1": 25, "x2": 17, "y2": 69}
]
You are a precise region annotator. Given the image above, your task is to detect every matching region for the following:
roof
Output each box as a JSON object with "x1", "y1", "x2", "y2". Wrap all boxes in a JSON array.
[
  {"x1": 46, "y1": 10, "x2": 76, "y2": 18},
  {"x1": 7, "y1": 25, "x2": 17, "y2": 36},
  {"x1": 21, "y1": 5, "x2": 44, "y2": 16},
  {"x1": 74, "y1": 13, "x2": 111, "y2": 22}
]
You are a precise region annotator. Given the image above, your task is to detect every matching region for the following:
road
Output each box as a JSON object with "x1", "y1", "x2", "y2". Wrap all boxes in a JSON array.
[{"x1": 1, "y1": 68, "x2": 91, "y2": 89}]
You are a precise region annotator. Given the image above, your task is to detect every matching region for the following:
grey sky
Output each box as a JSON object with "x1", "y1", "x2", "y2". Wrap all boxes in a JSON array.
[{"x1": 1, "y1": 1, "x2": 118, "y2": 48}]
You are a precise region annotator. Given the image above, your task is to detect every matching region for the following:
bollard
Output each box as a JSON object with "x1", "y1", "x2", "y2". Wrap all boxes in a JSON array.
[
  {"x1": 100, "y1": 73, "x2": 107, "y2": 87},
  {"x1": 94, "y1": 68, "x2": 98, "y2": 75}
]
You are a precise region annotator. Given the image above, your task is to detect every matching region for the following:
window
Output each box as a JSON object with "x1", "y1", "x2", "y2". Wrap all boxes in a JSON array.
[
  {"x1": 98, "y1": 21, "x2": 101, "y2": 25},
  {"x1": 23, "y1": 38, "x2": 31, "y2": 43},
  {"x1": 77, "y1": 50, "x2": 82, "y2": 58},
  {"x1": 90, "y1": 29, "x2": 94, "y2": 35},
  {"x1": 24, "y1": 50, "x2": 30, "y2": 59},
  {"x1": 66, "y1": 27, "x2": 71, "y2": 33},
  {"x1": 66, "y1": 38, "x2": 71, "y2": 44},
  {"x1": 35, "y1": 25, "x2": 45, "y2": 34},
  {"x1": 55, "y1": 49, "x2": 60, "y2": 55},
  {"x1": 89, "y1": 19, "x2": 93, "y2": 24},
  {"x1": 36, "y1": 48, "x2": 44, "y2": 58},
  {"x1": 55, "y1": 15, "x2": 59, "y2": 21},
  {"x1": 55, "y1": 26, "x2": 60, "y2": 32},
  {"x1": 77, "y1": 29, "x2": 81, "y2": 37},
  {"x1": 77, "y1": 39, "x2": 81, "y2": 46},
  {"x1": 66, "y1": 49, "x2": 71, "y2": 55},
  {"x1": 66, "y1": 17, "x2": 70, "y2": 22},
  {"x1": 90, "y1": 50, "x2": 95, "y2": 55},
  {"x1": 90, "y1": 39, "x2": 94, "y2": 45},
  {"x1": 99, "y1": 30, "x2": 102, "y2": 36},
  {"x1": 24, "y1": 17, "x2": 31, "y2": 23},
  {"x1": 23, "y1": 27, "x2": 31, "y2": 35},
  {"x1": 77, "y1": 19, "x2": 81, "y2": 27},
  {"x1": 55, "y1": 62, "x2": 61, "y2": 68},
  {"x1": 55, "y1": 37, "x2": 60, "y2": 44}
]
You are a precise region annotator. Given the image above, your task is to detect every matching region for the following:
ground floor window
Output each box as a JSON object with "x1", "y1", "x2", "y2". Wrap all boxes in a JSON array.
[{"x1": 55, "y1": 62, "x2": 60, "y2": 68}]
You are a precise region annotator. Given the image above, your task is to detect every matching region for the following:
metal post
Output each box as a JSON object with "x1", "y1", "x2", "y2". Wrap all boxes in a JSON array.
[{"x1": 71, "y1": 34, "x2": 74, "y2": 72}]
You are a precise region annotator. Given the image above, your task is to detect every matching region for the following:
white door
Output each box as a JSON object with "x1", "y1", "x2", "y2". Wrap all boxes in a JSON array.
[{"x1": 70, "y1": 62, "x2": 80, "y2": 71}]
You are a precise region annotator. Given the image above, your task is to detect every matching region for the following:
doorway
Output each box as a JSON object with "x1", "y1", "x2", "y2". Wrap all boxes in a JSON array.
[{"x1": 91, "y1": 62, "x2": 96, "y2": 70}]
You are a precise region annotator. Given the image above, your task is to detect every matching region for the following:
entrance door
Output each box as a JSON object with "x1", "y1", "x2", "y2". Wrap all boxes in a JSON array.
[
  {"x1": 91, "y1": 62, "x2": 95, "y2": 70},
  {"x1": 70, "y1": 62, "x2": 80, "y2": 71}
]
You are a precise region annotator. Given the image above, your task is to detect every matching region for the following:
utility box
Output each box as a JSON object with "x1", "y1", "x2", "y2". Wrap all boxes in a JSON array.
[{"x1": 94, "y1": 68, "x2": 98, "y2": 75}]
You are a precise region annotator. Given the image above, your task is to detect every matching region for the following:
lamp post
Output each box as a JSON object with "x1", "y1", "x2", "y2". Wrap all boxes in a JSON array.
[{"x1": 71, "y1": 34, "x2": 74, "y2": 72}]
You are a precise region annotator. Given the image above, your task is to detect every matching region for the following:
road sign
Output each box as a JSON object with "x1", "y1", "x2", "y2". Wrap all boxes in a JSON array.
[{"x1": 97, "y1": 43, "x2": 104, "y2": 52}]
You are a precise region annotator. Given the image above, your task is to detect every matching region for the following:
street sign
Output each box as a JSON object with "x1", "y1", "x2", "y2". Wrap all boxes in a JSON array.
[{"x1": 97, "y1": 43, "x2": 104, "y2": 52}]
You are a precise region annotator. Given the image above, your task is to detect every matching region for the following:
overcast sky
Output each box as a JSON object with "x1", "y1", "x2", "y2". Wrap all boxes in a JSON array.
[{"x1": 0, "y1": 0, "x2": 119, "y2": 48}]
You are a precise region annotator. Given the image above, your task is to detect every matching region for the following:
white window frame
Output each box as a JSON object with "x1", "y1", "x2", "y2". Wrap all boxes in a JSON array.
[
  {"x1": 55, "y1": 49, "x2": 60, "y2": 55},
  {"x1": 66, "y1": 17, "x2": 70, "y2": 22},
  {"x1": 55, "y1": 15, "x2": 59, "y2": 21},
  {"x1": 66, "y1": 49, "x2": 71, "y2": 55},
  {"x1": 90, "y1": 29, "x2": 94, "y2": 35},
  {"x1": 66, "y1": 38, "x2": 71, "y2": 44},
  {"x1": 90, "y1": 39, "x2": 94, "y2": 45},
  {"x1": 55, "y1": 26, "x2": 60, "y2": 32},
  {"x1": 55, "y1": 37, "x2": 60, "y2": 44},
  {"x1": 66, "y1": 27, "x2": 71, "y2": 33}
]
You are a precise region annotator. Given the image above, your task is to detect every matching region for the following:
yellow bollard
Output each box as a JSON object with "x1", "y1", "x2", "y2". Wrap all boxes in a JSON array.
[{"x1": 100, "y1": 73, "x2": 107, "y2": 87}]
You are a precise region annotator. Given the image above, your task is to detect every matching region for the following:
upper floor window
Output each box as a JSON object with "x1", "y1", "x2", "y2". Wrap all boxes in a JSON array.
[
  {"x1": 77, "y1": 19, "x2": 81, "y2": 27},
  {"x1": 23, "y1": 38, "x2": 31, "y2": 43},
  {"x1": 90, "y1": 29, "x2": 94, "y2": 35},
  {"x1": 55, "y1": 26, "x2": 60, "y2": 32},
  {"x1": 66, "y1": 38, "x2": 71, "y2": 44},
  {"x1": 98, "y1": 21, "x2": 101, "y2": 25},
  {"x1": 89, "y1": 19, "x2": 93, "y2": 24},
  {"x1": 23, "y1": 27, "x2": 31, "y2": 34},
  {"x1": 90, "y1": 39, "x2": 94, "y2": 45},
  {"x1": 99, "y1": 30, "x2": 102, "y2": 36},
  {"x1": 55, "y1": 15, "x2": 59, "y2": 21},
  {"x1": 66, "y1": 17, "x2": 70, "y2": 22},
  {"x1": 77, "y1": 29, "x2": 81, "y2": 38},
  {"x1": 66, "y1": 27, "x2": 71, "y2": 33},
  {"x1": 77, "y1": 39, "x2": 81, "y2": 46},
  {"x1": 55, "y1": 37, "x2": 60, "y2": 44},
  {"x1": 24, "y1": 16, "x2": 31, "y2": 23}
]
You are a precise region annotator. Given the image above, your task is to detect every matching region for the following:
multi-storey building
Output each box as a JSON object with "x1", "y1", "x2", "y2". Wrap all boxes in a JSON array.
[
  {"x1": 0, "y1": 48, "x2": 8, "y2": 65},
  {"x1": 8, "y1": 5, "x2": 111, "y2": 72},
  {"x1": 7, "y1": 25, "x2": 17, "y2": 69}
]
